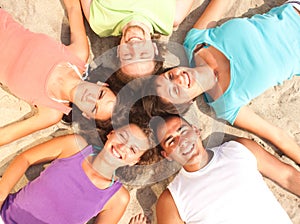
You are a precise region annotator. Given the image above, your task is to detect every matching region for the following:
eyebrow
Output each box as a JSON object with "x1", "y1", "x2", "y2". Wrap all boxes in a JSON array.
[
  {"x1": 121, "y1": 130, "x2": 129, "y2": 140},
  {"x1": 163, "y1": 125, "x2": 185, "y2": 145},
  {"x1": 164, "y1": 135, "x2": 173, "y2": 146},
  {"x1": 95, "y1": 89, "x2": 104, "y2": 112},
  {"x1": 168, "y1": 86, "x2": 175, "y2": 99},
  {"x1": 163, "y1": 75, "x2": 176, "y2": 100}
]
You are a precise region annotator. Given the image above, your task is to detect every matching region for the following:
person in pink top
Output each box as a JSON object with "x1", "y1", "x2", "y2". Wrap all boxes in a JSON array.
[{"x1": 0, "y1": 0, "x2": 116, "y2": 146}]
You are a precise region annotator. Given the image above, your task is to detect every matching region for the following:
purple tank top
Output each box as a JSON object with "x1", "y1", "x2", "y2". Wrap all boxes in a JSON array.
[{"x1": 0, "y1": 145, "x2": 122, "y2": 224}]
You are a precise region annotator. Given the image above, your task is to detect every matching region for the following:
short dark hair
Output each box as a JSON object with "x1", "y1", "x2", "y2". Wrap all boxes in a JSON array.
[{"x1": 149, "y1": 114, "x2": 192, "y2": 154}]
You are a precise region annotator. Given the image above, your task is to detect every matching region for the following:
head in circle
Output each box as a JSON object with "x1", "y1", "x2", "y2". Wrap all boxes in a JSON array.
[
  {"x1": 151, "y1": 114, "x2": 208, "y2": 171},
  {"x1": 102, "y1": 123, "x2": 151, "y2": 166},
  {"x1": 155, "y1": 65, "x2": 216, "y2": 105},
  {"x1": 72, "y1": 80, "x2": 116, "y2": 121},
  {"x1": 117, "y1": 30, "x2": 164, "y2": 82}
]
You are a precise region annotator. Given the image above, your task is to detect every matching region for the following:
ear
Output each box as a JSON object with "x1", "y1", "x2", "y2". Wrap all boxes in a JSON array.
[
  {"x1": 152, "y1": 42, "x2": 158, "y2": 55},
  {"x1": 82, "y1": 112, "x2": 91, "y2": 120},
  {"x1": 106, "y1": 130, "x2": 114, "y2": 139},
  {"x1": 191, "y1": 125, "x2": 201, "y2": 136},
  {"x1": 129, "y1": 158, "x2": 140, "y2": 166},
  {"x1": 116, "y1": 45, "x2": 120, "y2": 58},
  {"x1": 160, "y1": 150, "x2": 173, "y2": 161},
  {"x1": 96, "y1": 81, "x2": 108, "y2": 86},
  {"x1": 188, "y1": 99, "x2": 194, "y2": 105}
]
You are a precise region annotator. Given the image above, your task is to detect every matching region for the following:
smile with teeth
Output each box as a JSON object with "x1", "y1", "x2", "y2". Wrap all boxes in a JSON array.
[
  {"x1": 181, "y1": 144, "x2": 194, "y2": 156},
  {"x1": 111, "y1": 146, "x2": 122, "y2": 159},
  {"x1": 127, "y1": 36, "x2": 143, "y2": 42},
  {"x1": 182, "y1": 72, "x2": 191, "y2": 88}
]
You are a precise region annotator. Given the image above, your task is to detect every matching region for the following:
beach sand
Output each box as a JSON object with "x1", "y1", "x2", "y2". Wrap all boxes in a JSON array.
[{"x1": 0, "y1": 0, "x2": 299, "y2": 223}]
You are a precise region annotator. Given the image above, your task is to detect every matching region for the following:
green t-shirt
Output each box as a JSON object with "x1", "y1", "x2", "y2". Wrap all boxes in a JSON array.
[{"x1": 89, "y1": 0, "x2": 176, "y2": 37}]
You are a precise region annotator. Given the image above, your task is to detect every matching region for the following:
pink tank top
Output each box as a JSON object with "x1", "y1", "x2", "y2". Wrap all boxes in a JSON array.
[{"x1": 0, "y1": 9, "x2": 86, "y2": 114}]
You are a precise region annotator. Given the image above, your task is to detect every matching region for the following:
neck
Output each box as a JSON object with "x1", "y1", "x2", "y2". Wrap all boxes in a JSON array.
[
  {"x1": 48, "y1": 64, "x2": 82, "y2": 102},
  {"x1": 91, "y1": 150, "x2": 127, "y2": 180},
  {"x1": 194, "y1": 46, "x2": 230, "y2": 100},
  {"x1": 194, "y1": 65, "x2": 218, "y2": 94},
  {"x1": 122, "y1": 20, "x2": 152, "y2": 35},
  {"x1": 184, "y1": 149, "x2": 214, "y2": 172}
]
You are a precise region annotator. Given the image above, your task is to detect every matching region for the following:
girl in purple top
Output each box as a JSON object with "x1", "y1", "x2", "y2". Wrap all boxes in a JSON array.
[{"x1": 0, "y1": 123, "x2": 150, "y2": 224}]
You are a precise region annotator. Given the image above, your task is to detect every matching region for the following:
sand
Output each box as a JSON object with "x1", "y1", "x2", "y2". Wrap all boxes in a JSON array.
[{"x1": 0, "y1": 0, "x2": 299, "y2": 223}]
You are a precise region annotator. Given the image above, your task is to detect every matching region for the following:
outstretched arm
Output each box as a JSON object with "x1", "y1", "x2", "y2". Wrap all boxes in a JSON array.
[
  {"x1": 173, "y1": 0, "x2": 195, "y2": 28},
  {"x1": 236, "y1": 138, "x2": 300, "y2": 196},
  {"x1": 0, "y1": 106, "x2": 63, "y2": 146},
  {"x1": 63, "y1": 0, "x2": 89, "y2": 62},
  {"x1": 0, "y1": 134, "x2": 86, "y2": 209},
  {"x1": 156, "y1": 189, "x2": 184, "y2": 224},
  {"x1": 234, "y1": 106, "x2": 300, "y2": 164},
  {"x1": 193, "y1": 0, "x2": 234, "y2": 29},
  {"x1": 94, "y1": 187, "x2": 130, "y2": 224}
]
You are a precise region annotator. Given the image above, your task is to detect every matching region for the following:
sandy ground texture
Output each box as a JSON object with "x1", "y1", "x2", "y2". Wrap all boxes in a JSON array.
[{"x1": 0, "y1": 0, "x2": 300, "y2": 223}]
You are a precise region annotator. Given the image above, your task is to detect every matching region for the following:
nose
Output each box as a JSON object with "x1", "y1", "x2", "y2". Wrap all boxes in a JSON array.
[
  {"x1": 172, "y1": 70, "x2": 185, "y2": 86},
  {"x1": 116, "y1": 143, "x2": 127, "y2": 157},
  {"x1": 179, "y1": 138, "x2": 188, "y2": 151},
  {"x1": 117, "y1": 143, "x2": 125, "y2": 151},
  {"x1": 86, "y1": 94, "x2": 97, "y2": 104}
]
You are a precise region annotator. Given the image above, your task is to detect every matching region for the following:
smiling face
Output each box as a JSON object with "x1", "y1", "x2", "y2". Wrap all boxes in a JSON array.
[
  {"x1": 103, "y1": 124, "x2": 150, "y2": 166},
  {"x1": 156, "y1": 67, "x2": 203, "y2": 105},
  {"x1": 156, "y1": 116, "x2": 206, "y2": 170},
  {"x1": 72, "y1": 81, "x2": 116, "y2": 121},
  {"x1": 118, "y1": 25, "x2": 158, "y2": 78}
]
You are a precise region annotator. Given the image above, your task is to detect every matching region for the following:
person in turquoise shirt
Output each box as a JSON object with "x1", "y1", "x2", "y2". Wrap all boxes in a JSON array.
[
  {"x1": 144, "y1": 0, "x2": 300, "y2": 165},
  {"x1": 79, "y1": 0, "x2": 195, "y2": 81}
]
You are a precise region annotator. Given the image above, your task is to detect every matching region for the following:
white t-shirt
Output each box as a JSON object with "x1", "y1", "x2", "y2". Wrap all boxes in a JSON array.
[{"x1": 168, "y1": 141, "x2": 292, "y2": 224}]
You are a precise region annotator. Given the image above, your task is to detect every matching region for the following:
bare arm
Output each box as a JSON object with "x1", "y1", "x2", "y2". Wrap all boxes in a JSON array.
[
  {"x1": 63, "y1": 0, "x2": 89, "y2": 62},
  {"x1": 79, "y1": 0, "x2": 91, "y2": 22},
  {"x1": 173, "y1": 0, "x2": 195, "y2": 27},
  {"x1": 234, "y1": 106, "x2": 300, "y2": 164},
  {"x1": 0, "y1": 134, "x2": 87, "y2": 208},
  {"x1": 236, "y1": 138, "x2": 300, "y2": 196},
  {"x1": 156, "y1": 189, "x2": 184, "y2": 224},
  {"x1": 0, "y1": 106, "x2": 63, "y2": 146},
  {"x1": 94, "y1": 187, "x2": 130, "y2": 224},
  {"x1": 193, "y1": 0, "x2": 234, "y2": 29}
]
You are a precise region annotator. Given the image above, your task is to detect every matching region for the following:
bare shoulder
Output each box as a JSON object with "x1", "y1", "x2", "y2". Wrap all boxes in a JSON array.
[
  {"x1": 57, "y1": 134, "x2": 88, "y2": 158},
  {"x1": 156, "y1": 189, "x2": 183, "y2": 223},
  {"x1": 114, "y1": 186, "x2": 130, "y2": 205},
  {"x1": 157, "y1": 189, "x2": 174, "y2": 208},
  {"x1": 105, "y1": 185, "x2": 130, "y2": 209}
]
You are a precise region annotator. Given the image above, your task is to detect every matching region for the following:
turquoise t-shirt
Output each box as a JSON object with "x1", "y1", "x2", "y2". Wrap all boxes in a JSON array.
[
  {"x1": 184, "y1": 4, "x2": 300, "y2": 124},
  {"x1": 89, "y1": 0, "x2": 176, "y2": 37}
]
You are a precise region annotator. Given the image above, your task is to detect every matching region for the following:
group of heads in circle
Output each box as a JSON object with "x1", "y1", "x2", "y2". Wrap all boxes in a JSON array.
[{"x1": 74, "y1": 39, "x2": 206, "y2": 184}]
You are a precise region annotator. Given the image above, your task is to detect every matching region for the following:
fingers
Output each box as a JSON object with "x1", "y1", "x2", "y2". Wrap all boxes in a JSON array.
[
  {"x1": 129, "y1": 213, "x2": 147, "y2": 224},
  {"x1": 96, "y1": 81, "x2": 109, "y2": 87}
]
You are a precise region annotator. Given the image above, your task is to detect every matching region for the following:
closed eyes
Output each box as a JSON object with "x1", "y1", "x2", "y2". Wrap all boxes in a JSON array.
[{"x1": 91, "y1": 90, "x2": 104, "y2": 114}]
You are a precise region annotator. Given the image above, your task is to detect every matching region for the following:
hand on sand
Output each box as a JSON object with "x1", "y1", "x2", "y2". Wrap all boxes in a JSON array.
[{"x1": 129, "y1": 213, "x2": 148, "y2": 224}]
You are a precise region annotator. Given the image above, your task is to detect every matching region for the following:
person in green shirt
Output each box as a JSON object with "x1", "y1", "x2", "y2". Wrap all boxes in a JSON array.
[{"x1": 79, "y1": 0, "x2": 195, "y2": 81}]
